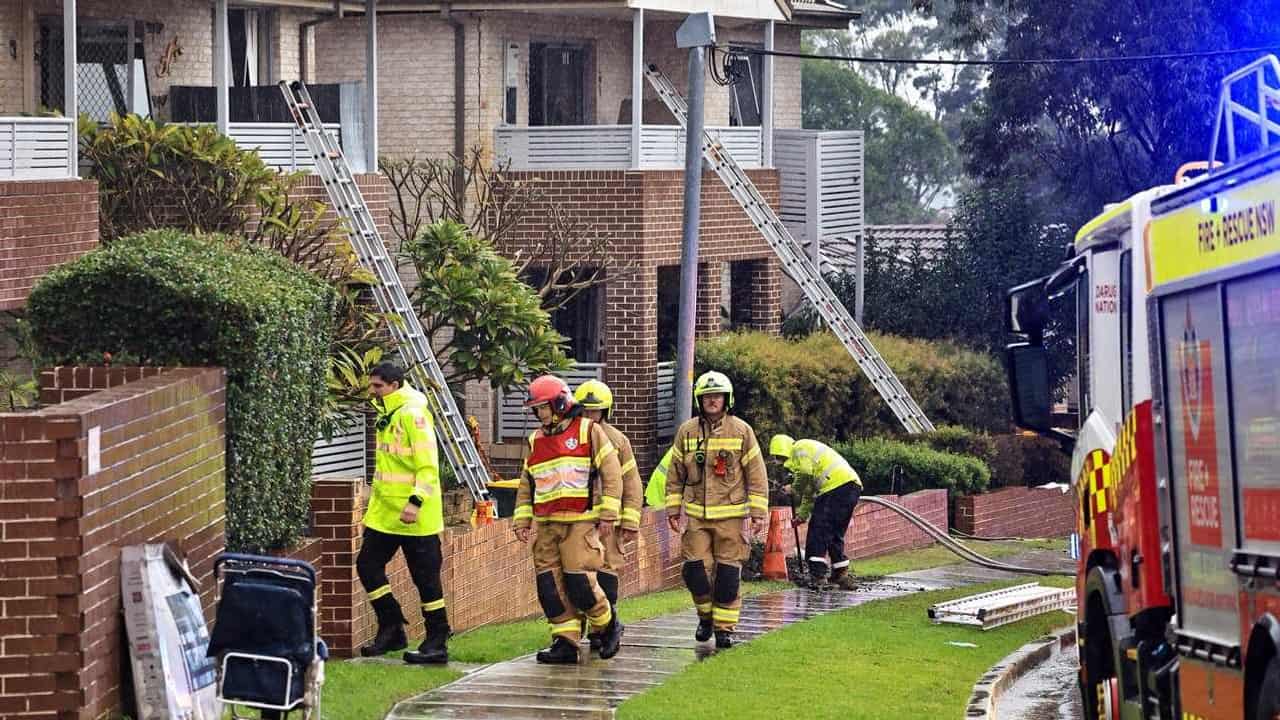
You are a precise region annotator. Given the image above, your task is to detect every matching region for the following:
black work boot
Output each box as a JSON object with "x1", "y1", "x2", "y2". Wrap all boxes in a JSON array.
[
  {"x1": 596, "y1": 616, "x2": 625, "y2": 660},
  {"x1": 536, "y1": 636, "x2": 580, "y2": 664},
  {"x1": 695, "y1": 616, "x2": 714, "y2": 642},
  {"x1": 808, "y1": 561, "x2": 831, "y2": 589},
  {"x1": 589, "y1": 605, "x2": 617, "y2": 652},
  {"x1": 405, "y1": 627, "x2": 451, "y2": 665},
  {"x1": 360, "y1": 622, "x2": 407, "y2": 657},
  {"x1": 715, "y1": 630, "x2": 733, "y2": 649},
  {"x1": 361, "y1": 598, "x2": 408, "y2": 657}
]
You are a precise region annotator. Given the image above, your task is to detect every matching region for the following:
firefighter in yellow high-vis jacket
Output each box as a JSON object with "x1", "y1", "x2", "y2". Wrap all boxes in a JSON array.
[
  {"x1": 357, "y1": 362, "x2": 450, "y2": 664},
  {"x1": 513, "y1": 375, "x2": 626, "y2": 664},
  {"x1": 665, "y1": 371, "x2": 769, "y2": 649}
]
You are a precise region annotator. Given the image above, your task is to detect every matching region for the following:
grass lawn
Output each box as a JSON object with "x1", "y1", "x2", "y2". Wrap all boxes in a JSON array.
[
  {"x1": 616, "y1": 576, "x2": 1075, "y2": 720},
  {"x1": 320, "y1": 538, "x2": 1067, "y2": 720}
]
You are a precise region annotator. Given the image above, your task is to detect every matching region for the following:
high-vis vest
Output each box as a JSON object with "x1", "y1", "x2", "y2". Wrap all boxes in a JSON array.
[
  {"x1": 527, "y1": 416, "x2": 595, "y2": 519},
  {"x1": 645, "y1": 447, "x2": 675, "y2": 508},
  {"x1": 785, "y1": 438, "x2": 861, "y2": 495},
  {"x1": 366, "y1": 385, "x2": 442, "y2": 536}
]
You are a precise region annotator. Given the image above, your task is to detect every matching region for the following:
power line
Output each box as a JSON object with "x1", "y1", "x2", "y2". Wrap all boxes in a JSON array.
[{"x1": 724, "y1": 43, "x2": 1280, "y2": 67}]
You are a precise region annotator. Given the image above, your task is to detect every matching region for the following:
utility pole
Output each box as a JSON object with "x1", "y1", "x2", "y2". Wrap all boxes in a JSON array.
[{"x1": 673, "y1": 12, "x2": 715, "y2": 424}]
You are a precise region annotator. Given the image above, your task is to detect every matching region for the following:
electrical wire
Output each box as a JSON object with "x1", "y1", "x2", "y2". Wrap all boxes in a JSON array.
[{"x1": 723, "y1": 43, "x2": 1280, "y2": 68}]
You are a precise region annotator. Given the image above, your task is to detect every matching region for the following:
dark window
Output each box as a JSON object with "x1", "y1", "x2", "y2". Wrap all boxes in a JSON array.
[
  {"x1": 727, "y1": 50, "x2": 762, "y2": 127},
  {"x1": 529, "y1": 42, "x2": 590, "y2": 126},
  {"x1": 39, "y1": 18, "x2": 150, "y2": 119},
  {"x1": 1077, "y1": 267, "x2": 1091, "y2": 424}
]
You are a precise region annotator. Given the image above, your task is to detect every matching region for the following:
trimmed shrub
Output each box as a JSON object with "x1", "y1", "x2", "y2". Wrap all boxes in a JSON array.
[
  {"x1": 27, "y1": 230, "x2": 336, "y2": 552},
  {"x1": 906, "y1": 425, "x2": 1021, "y2": 490},
  {"x1": 695, "y1": 331, "x2": 1010, "y2": 445},
  {"x1": 832, "y1": 438, "x2": 990, "y2": 496}
]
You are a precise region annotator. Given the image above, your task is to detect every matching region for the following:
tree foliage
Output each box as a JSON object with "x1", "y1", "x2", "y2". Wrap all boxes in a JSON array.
[
  {"x1": 949, "y1": 0, "x2": 1280, "y2": 224},
  {"x1": 802, "y1": 58, "x2": 957, "y2": 223},
  {"x1": 401, "y1": 220, "x2": 572, "y2": 390}
]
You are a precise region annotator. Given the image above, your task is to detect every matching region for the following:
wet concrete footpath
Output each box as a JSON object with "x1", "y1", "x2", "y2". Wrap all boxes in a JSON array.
[{"x1": 386, "y1": 550, "x2": 1075, "y2": 720}]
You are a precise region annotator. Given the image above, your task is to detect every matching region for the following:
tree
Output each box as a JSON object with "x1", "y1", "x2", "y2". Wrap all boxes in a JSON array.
[
  {"x1": 949, "y1": 0, "x2": 1280, "y2": 223},
  {"x1": 401, "y1": 220, "x2": 572, "y2": 390},
  {"x1": 802, "y1": 58, "x2": 958, "y2": 223}
]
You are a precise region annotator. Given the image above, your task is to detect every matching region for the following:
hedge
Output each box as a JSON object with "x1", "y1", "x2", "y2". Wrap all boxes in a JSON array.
[
  {"x1": 695, "y1": 331, "x2": 1010, "y2": 444},
  {"x1": 907, "y1": 425, "x2": 1070, "y2": 490},
  {"x1": 832, "y1": 438, "x2": 990, "y2": 496},
  {"x1": 27, "y1": 230, "x2": 336, "y2": 552}
]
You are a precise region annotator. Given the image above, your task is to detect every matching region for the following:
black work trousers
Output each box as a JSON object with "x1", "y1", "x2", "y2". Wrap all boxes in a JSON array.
[
  {"x1": 805, "y1": 482, "x2": 861, "y2": 576},
  {"x1": 356, "y1": 528, "x2": 446, "y2": 626}
]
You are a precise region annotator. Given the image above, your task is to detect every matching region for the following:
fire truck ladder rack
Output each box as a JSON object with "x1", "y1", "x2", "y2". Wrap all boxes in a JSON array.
[
  {"x1": 1210, "y1": 54, "x2": 1280, "y2": 167},
  {"x1": 643, "y1": 64, "x2": 934, "y2": 434},
  {"x1": 928, "y1": 583, "x2": 1074, "y2": 631},
  {"x1": 279, "y1": 80, "x2": 493, "y2": 509}
]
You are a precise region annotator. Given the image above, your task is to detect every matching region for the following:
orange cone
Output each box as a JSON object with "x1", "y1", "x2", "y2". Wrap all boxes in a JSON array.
[{"x1": 762, "y1": 506, "x2": 788, "y2": 580}]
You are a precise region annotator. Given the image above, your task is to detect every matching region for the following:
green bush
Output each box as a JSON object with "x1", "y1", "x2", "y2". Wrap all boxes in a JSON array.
[
  {"x1": 832, "y1": 438, "x2": 990, "y2": 496},
  {"x1": 27, "y1": 230, "x2": 336, "y2": 553},
  {"x1": 906, "y1": 425, "x2": 1023, "y2": 490},
  {"x1": 695, "y1": 331, "x2": 1010, "y2": 444}
]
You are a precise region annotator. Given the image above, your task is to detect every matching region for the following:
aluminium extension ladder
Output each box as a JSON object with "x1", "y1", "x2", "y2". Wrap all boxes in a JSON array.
[
  {"x1": 279, "y1": 80, "x2": 493, "y2": 508},
  {"x1": 644, "y1": 65, "x2": 934, "y2": 433}
]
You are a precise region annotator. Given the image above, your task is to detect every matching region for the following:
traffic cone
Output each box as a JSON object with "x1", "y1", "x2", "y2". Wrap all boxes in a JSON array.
[{"x1": 762, "y1": 507, "x2": 788, "y2": 580}]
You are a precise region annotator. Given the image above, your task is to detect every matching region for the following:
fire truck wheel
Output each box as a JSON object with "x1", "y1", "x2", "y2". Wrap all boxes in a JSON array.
[{"x1": 1256, "y1": 655, "x2": 1280, "y2": 720}]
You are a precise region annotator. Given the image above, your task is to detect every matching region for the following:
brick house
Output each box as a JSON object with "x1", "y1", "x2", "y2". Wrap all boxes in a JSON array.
[{"x1": 0, "y1": 0, "x2": 861, "y2": 473}]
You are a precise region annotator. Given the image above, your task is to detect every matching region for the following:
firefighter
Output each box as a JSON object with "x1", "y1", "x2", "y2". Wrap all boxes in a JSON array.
[
  {"x1": 768, "y1": 434, "x2": 862, "y2": 590},
  {"x1": 665, "y1": 371, "x2": 769, "y2": 649},
  {"x1": 357, "y1": 362, "x2": 450, "y2": 664},
  {"x1": 513, "y1": 375, "x2": 626, "y2": 664},
  {"x1": 645, "y1": 447, "x2": 674, "y2": 509},
  {"x1": 573, "y1": 380, "x2": 642, "y2": 652}
]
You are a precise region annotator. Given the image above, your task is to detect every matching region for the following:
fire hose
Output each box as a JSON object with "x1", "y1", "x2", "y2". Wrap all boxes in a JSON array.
[{"x1": 859, "y1": 496, "x2": 1074, "y2": 577}]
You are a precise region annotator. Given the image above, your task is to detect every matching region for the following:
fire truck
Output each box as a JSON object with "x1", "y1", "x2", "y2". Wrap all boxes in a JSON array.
[{"x1": 1005, "y1": 56, "x2": 1280, "y2": 720}]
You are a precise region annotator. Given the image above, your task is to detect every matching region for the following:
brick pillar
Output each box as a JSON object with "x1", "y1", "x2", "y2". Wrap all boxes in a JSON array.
[
  {"x1": 605, "y1": 265, "x2": 661, "y2": 471},
  {"x1": 746, "y1": 257, "x2": 782, "y2": 334},
  {"x1": 695, "y1": 262, "x2": 723, "y2": 339}
]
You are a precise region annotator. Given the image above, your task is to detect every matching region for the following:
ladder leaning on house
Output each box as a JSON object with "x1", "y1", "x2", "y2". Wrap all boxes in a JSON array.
[
  {"x1": 642, "y1": 65, "x2": 935, "y2": 434},
  {"x1": 278, "y1": 80, "x2": 495, "y2": 512}
]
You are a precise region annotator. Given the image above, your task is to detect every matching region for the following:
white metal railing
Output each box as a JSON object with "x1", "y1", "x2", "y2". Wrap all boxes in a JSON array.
[
  {"x1": 494, "y1": 124, "x2": 763, "y2": 170},
  {"x1": 0, "y1": 117, "x2": 77, "y2": 180},
  {"x1": 497, "y1": 363, "x2": 606, "y2": 439},
  {"x1": 180, "y1": 122, "x2": 341, "y2": 172},
  {"x1": 228, "y1": 122, "x2": 340, "y2": 172},
  {"x1": 312, "y1": 414, "x2": 366, "y2": 479},
  {"x1": 1210, "y1": 54, "x2": 1280, "y2": 167}
]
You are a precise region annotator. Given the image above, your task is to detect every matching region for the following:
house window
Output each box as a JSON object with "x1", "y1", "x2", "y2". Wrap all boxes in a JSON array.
[
  {"x1": 727, "y1": 49, "x2": 762, "y2": 127},
  {"x1": 550, "y1": 281, "x2": 604, "y2": 363},
  {"x1": 228, "y1": 9, "x2": 275, "y2": 87},
  {"x1": 39, "y1": 18, "x2": 151, "y2": 120},
  {"x1": 657, "y1": 266, "x2": 681, "y2": 362},
  {"x1": 529, "y1": 41, "x2": 592, "y2": 126}
]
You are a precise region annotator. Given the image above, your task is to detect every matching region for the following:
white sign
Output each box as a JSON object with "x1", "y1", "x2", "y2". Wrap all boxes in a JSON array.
[{"x1": 87, "y1": 426, "x2": 101, "y2": 475}]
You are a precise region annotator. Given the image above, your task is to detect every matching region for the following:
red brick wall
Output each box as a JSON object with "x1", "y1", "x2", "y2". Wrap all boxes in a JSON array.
[
  {"x1": 288, "y1": 173, "x2": 392, "y2": 247},
  {"x1": 955, "y1": 486, "x2": 1076, "y2": 538},
  {"x1": 312, "y1": 482, "x2": 941, "y2": 657},
  {"x1": 1, "y1": 366, "x2": 226, "y2": 720},
  {"x1": 0, "y1": 180, "x2": 99, "y2": 311},
  {"x1": 492, "y1": 169, "x2": 783, "y2": 473},
  {"x1": 769, "y1": 489, "x2": 948, "y2": 561}
]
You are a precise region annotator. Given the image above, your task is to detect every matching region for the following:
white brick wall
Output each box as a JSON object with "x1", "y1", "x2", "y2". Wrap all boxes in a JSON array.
[
  {"x1": 0, "y1": 0, "x2": 29, "y2": 114},
  {"x1": 8, "y1": 2, "x2": 317, "y2": 119},
  {"x1": 315, "y1": 11, "x2": 805, "y2": 163}
]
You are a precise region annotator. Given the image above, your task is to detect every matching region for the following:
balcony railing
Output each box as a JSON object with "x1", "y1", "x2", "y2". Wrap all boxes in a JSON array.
[
  {"x1": 180, "y1": 122, "x2": 341, "y2": 172},
  {"x1": 494, "y1": 125, "x2": 763, "y2": 171},
  {"x1": 0, "y1": 117, "x2": 77, "y2": 180},
  {"x1": 495, "y1": 361, "x2": 678, "y2": 440}
]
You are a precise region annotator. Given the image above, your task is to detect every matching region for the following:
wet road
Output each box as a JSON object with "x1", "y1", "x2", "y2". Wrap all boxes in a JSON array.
[{"x1": 996, "y1": 645, "x2": 1084, "y2": 720}]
